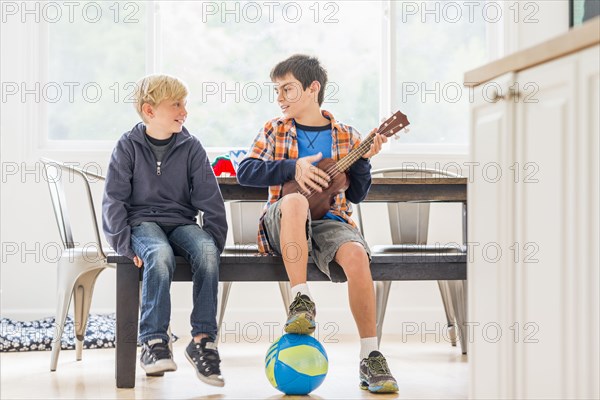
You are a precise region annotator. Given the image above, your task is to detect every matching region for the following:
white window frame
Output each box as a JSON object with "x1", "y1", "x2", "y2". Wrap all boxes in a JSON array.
[{"x1": 23, "y1": 0, "x2": 503, "y2": 162}]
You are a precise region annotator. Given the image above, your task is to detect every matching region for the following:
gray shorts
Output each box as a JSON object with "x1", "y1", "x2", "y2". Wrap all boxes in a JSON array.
[{"x1": 262, "y1": 197, "x2": 371, "y2": 282}]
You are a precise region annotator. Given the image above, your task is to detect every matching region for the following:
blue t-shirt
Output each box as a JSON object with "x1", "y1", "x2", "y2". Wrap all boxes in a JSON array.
[{"x1": 295, "y1": 122, "x2": 345, "y2": 223}]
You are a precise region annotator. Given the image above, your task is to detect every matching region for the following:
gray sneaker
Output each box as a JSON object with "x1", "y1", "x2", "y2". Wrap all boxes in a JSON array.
[
  {"x1": 284, "y1": 293, "x2": 316, "y2": 335},
  {"x1": 185, "y1": 338, "x2": 225, "y2": 387},
  {"x1": 359, "y1": 351, "x2": 399, "y2": 393}
]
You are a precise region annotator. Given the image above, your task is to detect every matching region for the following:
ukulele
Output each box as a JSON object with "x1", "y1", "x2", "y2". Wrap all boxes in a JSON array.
[{"x1": 282, "y1": 110, "x2": 410, "y2": 220}]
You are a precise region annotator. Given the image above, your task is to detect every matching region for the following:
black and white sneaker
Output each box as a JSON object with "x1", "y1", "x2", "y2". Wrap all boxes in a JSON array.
[
  {"x1": 140, "y1": 338, "x2": 177, "y2": 376},
  {"x1": 185, "y1": 338, "x2": 225, "y2": 387}
]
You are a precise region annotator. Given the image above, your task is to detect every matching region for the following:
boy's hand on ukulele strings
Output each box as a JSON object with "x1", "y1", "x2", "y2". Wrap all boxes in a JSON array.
[
  {"x1": 295, "y1": 152, "x2": 331, "y2": 195},
  {"x1": 362, "y1": 128, "x2": 388, "y2": 159}
]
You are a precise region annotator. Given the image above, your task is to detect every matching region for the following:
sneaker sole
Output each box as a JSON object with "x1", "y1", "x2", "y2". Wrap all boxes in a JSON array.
[
  {"x1": 359, "y1": 380, "x2": 399, "y2": 393},
  {"x1": 184, "y1": 350, "x2": 225, "y2": 387},
  {"x1": 140, "y1": 359, "x2": 177, "y2": 376},
  {"x1": 284, "y1": 314, "x2": 315, "y2": 335}
]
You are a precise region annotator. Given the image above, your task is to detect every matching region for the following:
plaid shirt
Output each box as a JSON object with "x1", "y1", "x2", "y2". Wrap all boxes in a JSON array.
[{"x1": 245, "y1": 110, "x2": 363, "y2": 253}]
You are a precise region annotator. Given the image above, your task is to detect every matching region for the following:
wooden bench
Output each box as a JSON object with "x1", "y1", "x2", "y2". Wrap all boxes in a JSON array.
[{"x1": 109, "y1": 244, "x2": 466, "y2": 388}]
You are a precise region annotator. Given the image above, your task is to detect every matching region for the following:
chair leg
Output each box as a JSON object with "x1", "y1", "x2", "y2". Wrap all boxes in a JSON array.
[
  {"x1": 375, "y1": 281, "x2": 392, "y2": 347},
  {"x1": 216, "y1": 282, "x2": 232, "y2": 345},
  {"x1": 278, "y1": 281, "x2": 292, "y2": 313},
  {"x1": 437, "y1": 280, "x2": 457, "y2": 347},
  {"x1": 73, "y1": 268, "x2": 105, "y2": 361},
  {"x1": 50, "y1": 285, "x2": 73, "y2": 371},
  {"x1": 448, "y1": 280, "x2": 468, "y2": 355}
]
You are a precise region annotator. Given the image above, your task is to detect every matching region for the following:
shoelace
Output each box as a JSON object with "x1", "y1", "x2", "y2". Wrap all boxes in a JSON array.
[
  {"x1": 148, "y1": 343, "x2": 171, "y2": 360},
  {"x1": 367, "y1": 355, "x2": 391, "y2": 375},
  {"x1": 192, "y1": 344, "x2": 221, "y2": 374},
  {"x1": 289, "y1": 294, "x2": 314, "y2": 314}
]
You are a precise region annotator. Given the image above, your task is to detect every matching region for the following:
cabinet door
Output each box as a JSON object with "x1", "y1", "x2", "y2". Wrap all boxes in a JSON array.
[
  {"x1": 513, "y1": 54, "x2": 577, "y2": 399},
  {"x1": 468, "y1": 72, "x2": 515, "y2": 398}
]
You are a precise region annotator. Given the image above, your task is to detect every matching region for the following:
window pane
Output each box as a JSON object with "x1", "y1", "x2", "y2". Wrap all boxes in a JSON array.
[
  {"x1": 392, "y1": 1, "x2": 487, "y2": 145},
  {"x1": 48, "y1": 1, "x2": 147, "y2": 140},
  {"x1": 159, "y1": 0, "x2": 380, "y2": 148}
]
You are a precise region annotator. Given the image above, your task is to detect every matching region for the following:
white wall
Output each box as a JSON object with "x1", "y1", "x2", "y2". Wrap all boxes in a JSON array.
[
  {"x1": 502, "y1": 0, "x2": 569, "y2": 54},
  {"x1": 1, "y1": 0, "x2": 570, "y2": 344}
]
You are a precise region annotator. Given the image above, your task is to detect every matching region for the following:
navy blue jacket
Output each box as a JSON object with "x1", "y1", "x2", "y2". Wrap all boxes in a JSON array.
[{"x1": 102, "y1": 122, "x2": 228, "y2": 259}]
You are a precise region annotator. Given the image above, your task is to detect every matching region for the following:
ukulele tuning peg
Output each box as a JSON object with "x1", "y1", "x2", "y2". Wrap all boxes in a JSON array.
[
  {"x1": 393, "y1": 133, "x2": 400, "y2": 140},
  {"x1": 404, "y1": 127, "x2": 410, "y2": 134}
]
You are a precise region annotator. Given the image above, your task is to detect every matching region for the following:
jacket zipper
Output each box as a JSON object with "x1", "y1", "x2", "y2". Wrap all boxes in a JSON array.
[{"x1": 156, "y1": 161, "x2": 162, "y2": 176}]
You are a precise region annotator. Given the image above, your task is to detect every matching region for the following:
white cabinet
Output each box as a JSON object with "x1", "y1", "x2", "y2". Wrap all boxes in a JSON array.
[
  {"x1": 469, "y1": 45, "x2": 599, "y2": 399},
  {"x1": 468, "y1": 72, "x2": 515, "y2": 399}
]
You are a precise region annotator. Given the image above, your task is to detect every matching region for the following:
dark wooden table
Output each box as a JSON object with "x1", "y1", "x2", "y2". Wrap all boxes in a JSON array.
[{"x1": 217, "y1": 176, "x2": 468, "y2": 202}]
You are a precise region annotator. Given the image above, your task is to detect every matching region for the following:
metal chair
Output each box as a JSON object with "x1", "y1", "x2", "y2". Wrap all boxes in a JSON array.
[
  {"x1": 40, "y1": 158, "x2": 113, "y2": 371},
  {"x1": 356, "y1": 167, "x2": 468, "y2": 354}
]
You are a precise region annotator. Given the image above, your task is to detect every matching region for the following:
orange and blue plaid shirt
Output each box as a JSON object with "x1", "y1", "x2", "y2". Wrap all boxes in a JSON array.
[{"x1": 244, "y1": 110, "x2": 364, "y2": 253}]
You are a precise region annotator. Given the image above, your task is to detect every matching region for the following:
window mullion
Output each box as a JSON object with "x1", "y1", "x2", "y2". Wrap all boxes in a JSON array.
[
  {"x1": 380, "y1": 0, "x2": 393, "y2": 122},
  {"x1": 146, "y1": 0, "x2": 160, "y2": 74}
]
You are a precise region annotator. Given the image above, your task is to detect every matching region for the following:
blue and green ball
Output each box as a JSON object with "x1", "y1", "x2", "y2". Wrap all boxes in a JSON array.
[{"x1": 265, "y1": 334, "x2": 328, "y2": 395}]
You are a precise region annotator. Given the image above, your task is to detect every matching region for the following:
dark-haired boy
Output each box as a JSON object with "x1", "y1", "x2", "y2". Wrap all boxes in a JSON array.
[{"x1": 237, "y1": 55, "x2": 398, "y2": 393}]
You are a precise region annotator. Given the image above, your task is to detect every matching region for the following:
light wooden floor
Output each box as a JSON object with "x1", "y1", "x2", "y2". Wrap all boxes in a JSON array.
[{"x1": 0, "y1": 334, "x2": 467, "y2": 399}]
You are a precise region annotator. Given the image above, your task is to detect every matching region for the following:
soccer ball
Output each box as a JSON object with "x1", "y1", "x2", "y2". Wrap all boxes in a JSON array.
[{"x1": 265, "y1": 333, "x2": 328, "y2": 395}]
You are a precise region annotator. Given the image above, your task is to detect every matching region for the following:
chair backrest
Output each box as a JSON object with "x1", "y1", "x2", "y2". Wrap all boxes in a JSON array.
[
  {"x1": 229, "y1": 202, "x2": 264, "y2": 246},
  {"x1": 370, "y1": 167, "x2": 462, "y2": 245},
  {"x1": 40, "y1": 158, "x2": 107, "y2": 259}
]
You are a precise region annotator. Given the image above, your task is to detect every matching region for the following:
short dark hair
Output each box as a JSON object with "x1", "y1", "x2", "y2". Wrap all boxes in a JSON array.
[{"x1": 270, "y1": 54, "x2": 328, "y2": 106}]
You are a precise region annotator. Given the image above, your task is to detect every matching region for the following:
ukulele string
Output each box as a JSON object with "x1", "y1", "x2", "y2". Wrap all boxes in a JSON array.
[
  {"x1": 301, "y1": 133, "x2": 376, "y2": 199},
  {"x1": 298, "y1": 114, "x2": 401, "y2": 199},
  {"x1": 302, "y1": 124, "x2": 394, "y2": 199}
]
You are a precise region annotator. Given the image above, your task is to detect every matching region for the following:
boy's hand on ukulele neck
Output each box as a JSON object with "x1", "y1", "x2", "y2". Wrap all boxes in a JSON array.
[
  {"x1": 295, "y1": 152, "x2": 331, "y2": 195},
  {"x1": 362, "y1": 128, "x2": 388, "y2": 160}
]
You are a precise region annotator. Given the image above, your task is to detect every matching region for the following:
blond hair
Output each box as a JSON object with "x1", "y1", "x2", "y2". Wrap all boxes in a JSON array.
[{"x1": 134, "y1": 74, "x2": 188, "y2": 122}]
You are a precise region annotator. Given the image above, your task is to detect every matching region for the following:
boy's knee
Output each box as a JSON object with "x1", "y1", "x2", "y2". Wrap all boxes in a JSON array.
[
  {"x1": 145, "y1": 245, "x2": 175, "y2": 267},
  {"x1": 338, "y1": 242, "x2": 369, "y2": 269},
  {"x1": 196, "y1": 240, "x2": 220, "y2": 266},
  {"x1": 280, "y1": 193, "x2": 309, "y2": 217}
]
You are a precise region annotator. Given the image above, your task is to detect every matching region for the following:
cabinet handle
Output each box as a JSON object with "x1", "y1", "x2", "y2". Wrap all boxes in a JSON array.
[{"x1": 491, "y1": 88, "x2": 520, "y2": 102}]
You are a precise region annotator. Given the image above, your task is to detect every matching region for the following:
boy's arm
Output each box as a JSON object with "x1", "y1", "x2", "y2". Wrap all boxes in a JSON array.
[
  {"x1": 346, "y1": 157, "x2": 372, "y2": 203},
  {"x1": 237, "y1": 123, "x2": 295, "y2": 187},
  {"x1": 102, "y1": 140, "x2": 136, "y2": 260},
  {"x1": 236, "y1": 158, "x2": 296, "y2": 187},
  {"x1": 189, "y1": 140, "x2": 228, "y2": 253}
]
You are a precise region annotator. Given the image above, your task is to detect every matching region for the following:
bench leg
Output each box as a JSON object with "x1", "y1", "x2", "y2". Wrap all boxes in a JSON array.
[
  {"x1": 375, "y1": 281, "x2": 392, "y2": 347},
  {"x1": 448, "y1": 279, "x2": 468, "y2": 355},
  {"x1": 437, "y1": 280, "x2": 458, "y2": 347},
  {"x1": 216, "y1": 282, "x2": 232, "y2": 345},
  {"x1": 116, "y1": 263, "x2": 140, "y2": 388}
]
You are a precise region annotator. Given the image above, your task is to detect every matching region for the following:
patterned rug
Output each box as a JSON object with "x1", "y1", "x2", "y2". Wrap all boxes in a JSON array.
[{"x1": 0, "y1": 314, "x2": 177, "y2": 352}]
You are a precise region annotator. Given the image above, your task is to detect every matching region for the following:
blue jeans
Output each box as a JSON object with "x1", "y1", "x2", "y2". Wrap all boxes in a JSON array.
[{"x1": 131, "y1": 222, "x2": 220, "y2": 344}]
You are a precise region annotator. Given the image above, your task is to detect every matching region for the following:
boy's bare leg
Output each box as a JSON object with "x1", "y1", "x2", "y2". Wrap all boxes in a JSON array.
[
  {"x1": 279, "y1": 194, "x2": 316, "y2": 334},
  {"x1": 336, "y1": 242, "x2": 398, "y2": 393},
  {"x1": 279, "y1": 193, "x2": 310, "y2": 286},
  {"x1": 335, "y1": 242, "x2": 377, "y2": 338}
]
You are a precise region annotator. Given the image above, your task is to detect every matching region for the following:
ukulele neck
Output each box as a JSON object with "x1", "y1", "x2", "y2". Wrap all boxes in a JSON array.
[{"x1": 335, "y1": 133, "x2": 375, "y2": 172}]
